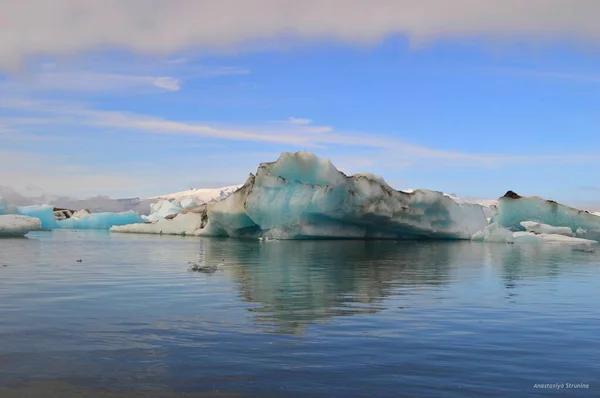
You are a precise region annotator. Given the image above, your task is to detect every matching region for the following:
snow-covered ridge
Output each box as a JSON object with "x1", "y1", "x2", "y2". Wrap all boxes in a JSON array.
[{"x1": 150, "y1": 185, "x2": 242, "y2": 203}]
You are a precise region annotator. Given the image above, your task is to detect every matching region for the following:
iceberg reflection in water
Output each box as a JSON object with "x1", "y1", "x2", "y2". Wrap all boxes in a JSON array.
[{"x1": 0, "y1": 231, "x2": 599, "y2": 397}]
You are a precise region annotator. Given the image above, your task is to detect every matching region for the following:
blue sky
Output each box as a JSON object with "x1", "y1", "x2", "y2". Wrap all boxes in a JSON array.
[{"x1": 2, "y1": 1, "x2": 600, "y2": 207}]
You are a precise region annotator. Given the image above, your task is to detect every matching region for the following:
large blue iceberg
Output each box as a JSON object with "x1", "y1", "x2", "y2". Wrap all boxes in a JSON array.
[
  {"x1": 16, "y1": 205, "x2": 144, "y2": 230},
  {"x1": 113, "y1": 151, "x2": 488, "y2": 239}
]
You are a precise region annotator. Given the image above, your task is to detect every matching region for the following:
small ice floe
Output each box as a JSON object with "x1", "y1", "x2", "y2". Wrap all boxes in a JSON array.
[
  {"x1": 188, "y1": 259, "x2": 226, "y2": 274},
  {"x1": 258, "y1": 237, "x2": 279, "y2": 243},
  {"x1": 572, "y1": 246, "x2": 596, "y2": 254}
]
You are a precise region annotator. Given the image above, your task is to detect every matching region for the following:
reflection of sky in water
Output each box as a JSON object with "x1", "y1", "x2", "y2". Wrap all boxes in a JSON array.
[{"x1": 0, "y1": 231, "x2": 599, "y2": 397}]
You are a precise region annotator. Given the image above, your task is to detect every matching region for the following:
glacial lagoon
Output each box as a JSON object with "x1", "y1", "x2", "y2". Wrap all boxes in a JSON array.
[{"x1": 0, "y1": 230, "x2": 598, "y2": 397}]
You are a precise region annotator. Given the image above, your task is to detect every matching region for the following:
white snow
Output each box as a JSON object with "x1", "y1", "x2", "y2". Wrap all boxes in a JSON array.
[
  {"x1": 150, "y1": 185, "x2": 241, "y2": 203},
  {"x1": 142, "y1": 185, "x2": 242, "y2": 223},
  {"x1": 0, "y1": 214, "x2": 42, "y2": 236}
]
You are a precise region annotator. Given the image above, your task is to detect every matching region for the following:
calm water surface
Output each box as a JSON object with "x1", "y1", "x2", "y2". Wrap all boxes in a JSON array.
[{"x1": 0, "y1": 230, "x2": 598, "y2": 397}]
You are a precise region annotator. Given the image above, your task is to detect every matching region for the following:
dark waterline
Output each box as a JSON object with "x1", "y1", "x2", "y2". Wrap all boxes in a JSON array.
[{"x1": 0, "y1": 230, "x2": 598, "y2": 397}]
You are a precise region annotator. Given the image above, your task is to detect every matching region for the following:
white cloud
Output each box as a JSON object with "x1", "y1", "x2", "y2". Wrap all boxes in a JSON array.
[
  {"x1": 167, "y1": 57, "x2": 187, "y2": 64},
  {"x1": 197, "y1": 66, "x2": 250, "y2": 77},
  {"x1": 0, "y1": 150, "x2": 151, "y2": 197},
  {"x1": 2, "y1": 72, "x2": 181, "y2": 93},
  {"x1": 2, "y1": 98, "x2": 600, "y2": 167},
  {"x1": 150, "y1": 76, "x2": 181, "y2": 91},
  {"x1": 488, "y1": 67, "x2": 600, "y2": 84},
  {"x1": 306, "y1": 126, "x2": 333, "y2": 133},
  {"x1": 288, "y1": 117, "x2": 312, "y2": 125},
  {"x1": 0, "y1": 60, "x2": 248, "y2": 96},
  {"x1": 1, "y1": 0, "x2": 600, "y2": 71}
]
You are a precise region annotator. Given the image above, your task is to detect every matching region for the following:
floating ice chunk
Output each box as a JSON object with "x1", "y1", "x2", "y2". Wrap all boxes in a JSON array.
[
  {"x1": 520, "y1": 221, "x2": 573, "y2": 236},
  {"x1": 0, "y1": 215, "x2": 41, "y2": 237},
  {"x1": 471, "y1": 222, "x2": 514, "y2": 243},
  {"x1": 199, "y1": 151, "x2": 487, "y2": 240},
  {"x1": 16, "y1": 205, "x2": 143, "y2": 230},
  {"x1": 535, "y1": 234, "x2": 597, "y2": 245},
  {"x1": 111, "y1": 212, "x2": 205, "y2": 235},
  {"x1": 472, "y1": 221, "x2": 598, "y2": 246},
  {"x1": 494, "y1": 191, "x2": 600, "y2": 239},
  {"x1": 17, "y1": 205, "x2": 56, "y2": 228}
]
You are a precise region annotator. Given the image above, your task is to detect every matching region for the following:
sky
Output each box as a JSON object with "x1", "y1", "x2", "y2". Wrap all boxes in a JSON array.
[{"x1": 2, "y1": 0, "x2": 600, "y2": 207}]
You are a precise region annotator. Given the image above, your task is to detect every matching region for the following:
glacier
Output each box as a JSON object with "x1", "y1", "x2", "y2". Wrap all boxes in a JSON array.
[
  {"x1": 0, "y1": 215, "x2": 42, "y2": 237},
  {"x1": 16, "y1": 205, "x2": 144, "y2": 230},
  {"x1": 113, "y1": 151, "x2": 488, "y2": 239},
  {"x1": 151, "y1": 185, "x2": 242, "y2": 203}
]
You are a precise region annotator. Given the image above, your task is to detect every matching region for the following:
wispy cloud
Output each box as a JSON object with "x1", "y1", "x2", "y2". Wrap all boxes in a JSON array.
[
  {"x1": 167, "y1": 57, "x2": 187, "y2": 64},
  {"x1": 50, "y1": 72, "x2": 179, "y2": 92},
  {"x1": 0, "y1": 60, "x2": 249, "y2": 96},
  {"x1": 580, "y1": 185, "x2": 600, "y2": 192},
  {"x1": 2, "y1": 1, "x2": 600, "y2": 71},
  {"x1": 288, "y1": 117, "x2": 312, "y2": 125},
  {"x1": 0, "y1": 150, "x2": 152, "y2": 197},
  {"x1": 487, "y1": 67, "x2": 600, "y2": 84},
  {"x1": 2, "y1": 98, "x2": 600, "y2": 167}
]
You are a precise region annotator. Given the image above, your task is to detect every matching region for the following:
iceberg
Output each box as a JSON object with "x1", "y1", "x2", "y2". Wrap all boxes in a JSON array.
[
  {"x1": 472, "y1": 192, "x2": 600, "y2": 246},
  {"x1": 114, "y1": 151, "x2": 488, "y2": 239},
  {"x1": 141, "y1": 185, "x2": 242, "y2": 222},
  {"x1": 16, "y1": 204, "x2": 144, "y2": 230},
  {"x1": 493, "y1": 191, "x2": 600, "y2": 233},
  {"x1": 112, "y1": 210, "x2": 205, "y2": 235},
  {"x1": 0, "y1": 214, "x2": 42, "y2": 237},
  {"x1": 520, "y1": 221, "x2": 574, "y2": 236},
  {"x1": 472, "y1": 222, "x2": 598, "y2": 247},
  {"x1": 142, "y1": 200, "x2": 185, "y2": 222}
]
